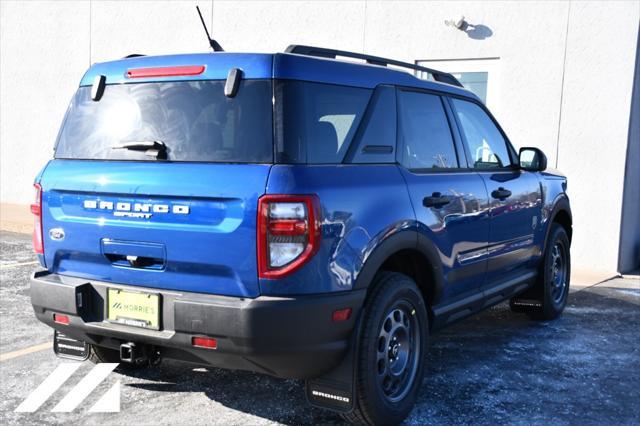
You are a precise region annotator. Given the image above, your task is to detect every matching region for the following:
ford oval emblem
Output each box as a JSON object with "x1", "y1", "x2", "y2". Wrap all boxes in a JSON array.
[{"x1": 49, "y1": 228, "x2": 65, "y2": 241}]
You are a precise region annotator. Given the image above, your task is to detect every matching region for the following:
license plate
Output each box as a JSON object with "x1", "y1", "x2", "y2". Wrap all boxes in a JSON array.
[{"x1": 107, "y1": 288, "x2": 160, "y2": 330}]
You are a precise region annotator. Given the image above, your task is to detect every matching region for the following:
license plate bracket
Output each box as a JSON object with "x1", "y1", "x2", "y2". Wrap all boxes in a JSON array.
[{"x1": 107, "y1": 288, "x2": 160, "y2": 330}]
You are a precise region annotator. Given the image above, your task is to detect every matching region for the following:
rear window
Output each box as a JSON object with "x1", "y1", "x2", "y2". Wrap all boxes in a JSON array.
[
  {"x1": 54, "y1": 80, "x2": 273, "y2": 163},
  {"x1": 275, "y1": 81, "x2": 372, "y2": 164}
]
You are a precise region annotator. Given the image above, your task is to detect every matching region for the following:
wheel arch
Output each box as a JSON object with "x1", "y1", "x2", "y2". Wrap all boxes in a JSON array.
[
  {"x1": 353, "y1": 230, "x2": 445, "y2": 323},
  {"x1": 546, "y1": 196, "x2": 573, "y2": 246}
]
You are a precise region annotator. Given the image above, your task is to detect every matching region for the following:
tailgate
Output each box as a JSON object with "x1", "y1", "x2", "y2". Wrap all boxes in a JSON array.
[{"x1": 40, "y1": 160, "x2": 269, "y2": 297}]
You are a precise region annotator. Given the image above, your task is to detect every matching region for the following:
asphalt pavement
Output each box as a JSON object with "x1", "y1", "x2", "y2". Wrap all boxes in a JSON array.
[{"x1": 1, "y1": 230, "x2": 638, "y2": 425}]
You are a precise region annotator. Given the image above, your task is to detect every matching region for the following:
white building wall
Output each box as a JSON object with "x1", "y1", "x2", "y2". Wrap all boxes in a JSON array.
[
  {"x1": 556, "y1": 2, "x2": 639, "y2": 275},
  {"x1": 1, "y1": 0, "x2": 638, "y2": 274},
  {"x1": 1, "y1": 0, "x2": 90, "y2": 205}
]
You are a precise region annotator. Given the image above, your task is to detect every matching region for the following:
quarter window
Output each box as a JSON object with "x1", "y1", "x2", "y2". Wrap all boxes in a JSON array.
[
  {"x1": 451, "y1": 98, "x2": 512, "y2": 169},
  {"x1": 398, "y1": 91, "x2": 458, "y2": 170},
  {"x1": 275, "y1": 81, "x2": 372, "y2": 164}
]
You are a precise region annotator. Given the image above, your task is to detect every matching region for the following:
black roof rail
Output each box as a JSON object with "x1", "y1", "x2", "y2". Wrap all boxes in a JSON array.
[
  {"x1": 123, "y1": 54, "x2": 146, "y2": 58},
  {"x1": 285, "y1": 45, "x2": 463, "y2": 88}
]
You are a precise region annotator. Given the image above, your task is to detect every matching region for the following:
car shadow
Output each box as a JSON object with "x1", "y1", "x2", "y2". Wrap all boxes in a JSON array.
[
  {"x1": 126, "y1": 363, "x2": 344, "y2": 425},
  {"x1": 122, "y1": 286, "x2": 639, "y2": 425}
]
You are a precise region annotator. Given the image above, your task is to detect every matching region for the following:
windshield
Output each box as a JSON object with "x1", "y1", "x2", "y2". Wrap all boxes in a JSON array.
[{"x1": 54, "y1": 80, "x2": 273, "y2": 163}]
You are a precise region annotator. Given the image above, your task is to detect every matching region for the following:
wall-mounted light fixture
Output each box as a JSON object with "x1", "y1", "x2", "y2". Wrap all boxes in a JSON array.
[
  {"x1": 445, "y1": 16, "x2": 469, "y2": 31},
  {"x1": 445, "y1": 16, "x2": 493, "y2": 40}
]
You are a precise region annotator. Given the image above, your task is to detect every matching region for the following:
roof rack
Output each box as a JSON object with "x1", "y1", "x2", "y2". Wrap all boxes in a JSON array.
[{"x1": 285, "y1": 45, "x2": 463, "y2": 88}]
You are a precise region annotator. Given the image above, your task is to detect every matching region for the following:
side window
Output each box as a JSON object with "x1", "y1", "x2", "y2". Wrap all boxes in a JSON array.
[
  {"x1": 451, "y1": 98, "x2": 512, "y2": 169},
  {"x1": 275, "y1": 81, "x2": 372, "y2": 164},
  {"x1": 398, "y1": 91, "x2": 458, "y2": 170}
]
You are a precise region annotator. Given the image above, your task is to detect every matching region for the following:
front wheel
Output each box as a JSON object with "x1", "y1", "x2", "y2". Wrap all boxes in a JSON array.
[
  {"x1": 537, "y1": 224, "x2": 571, "y2": 319},
  {"x1": 343, "y1": 272, "x2": 428, "y2": 425},
  {"x1": 511, "y1": 223, "x2": 571, "y2": 320}
]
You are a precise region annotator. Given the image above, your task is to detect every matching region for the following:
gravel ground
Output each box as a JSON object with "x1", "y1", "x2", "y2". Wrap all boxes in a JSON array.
[{"x1": 1, "y1": 230, "x2": 638, "y2": 425}]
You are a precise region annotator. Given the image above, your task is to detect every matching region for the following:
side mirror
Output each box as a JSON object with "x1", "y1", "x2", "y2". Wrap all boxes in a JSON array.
[{"x1": 519, "y1": 147, "x2": 547, "y2": 171}]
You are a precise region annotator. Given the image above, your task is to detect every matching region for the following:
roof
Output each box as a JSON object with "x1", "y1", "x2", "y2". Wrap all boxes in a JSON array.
[{"x1": 79, "y1": 52, "x2": 477, "y2": 100}]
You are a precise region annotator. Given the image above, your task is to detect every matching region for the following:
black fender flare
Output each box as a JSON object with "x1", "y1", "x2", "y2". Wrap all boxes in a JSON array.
[
  {"x1": 353, "y1": 229, "x2": 445, "y2": 306},
  {"x1": 544, "y1": 195, "x2": 573, "y2": 251}
]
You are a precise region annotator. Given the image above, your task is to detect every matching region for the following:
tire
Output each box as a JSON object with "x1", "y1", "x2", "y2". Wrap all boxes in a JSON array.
[
  {"x1": 342, "y1": 272, "x2": 428, "y2": 425},
  {"x1": 511, "y1": 223, "x2": 571, "y2": 320},
  {"x1": 88, "y1": 345, "x2": 148, "y2": 370}
]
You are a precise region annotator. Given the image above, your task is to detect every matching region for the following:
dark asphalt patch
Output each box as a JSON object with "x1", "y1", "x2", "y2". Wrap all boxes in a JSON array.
[{"x1": 1, "y1": 231, "x2": 638, "y2": 425}]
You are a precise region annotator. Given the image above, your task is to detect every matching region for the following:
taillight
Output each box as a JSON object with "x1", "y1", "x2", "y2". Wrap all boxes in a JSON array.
[
  {"x1": 258, "y1": 195, "x2": 321, "y2": 279},
  {"x1": 31, "y1": 183, "x2": 43, "y2": 254}
]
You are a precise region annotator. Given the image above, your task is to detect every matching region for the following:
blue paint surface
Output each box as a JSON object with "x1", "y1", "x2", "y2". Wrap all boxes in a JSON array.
[{"x1": 36, "y1": 50, "x2": 569, "y2": 304}]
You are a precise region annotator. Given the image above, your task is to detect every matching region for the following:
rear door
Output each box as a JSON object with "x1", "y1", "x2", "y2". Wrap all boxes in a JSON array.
[
  {"x1": 40, "y1": 78, "x2": 273, "y2": 297},
  {"x1": 396, "y1": 89, "x2": 490, "y2": 303},
  {"x1": 448, "y1": 97, "x2": 543, "y2": 288}
]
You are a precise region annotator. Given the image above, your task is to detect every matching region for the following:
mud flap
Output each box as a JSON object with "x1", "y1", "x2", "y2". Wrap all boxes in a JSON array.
[
  {"x1": 510, "y1": 282, "x2": 543, "y2": 312},
  {"x1": 304, "y1": 309, "x2": 364, "y2": 413},
  {"x1": 53, "y1": 330, "x2": 90, "y2": 361},
  {"x1": 510, "y1": 298, "x2": 542, "y2": 308}
]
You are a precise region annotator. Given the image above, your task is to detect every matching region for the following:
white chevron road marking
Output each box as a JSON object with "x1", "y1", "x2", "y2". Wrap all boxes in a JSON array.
[
  {"x1": 52, "y1": 363, "x2": 119, "y2": 412},
  {"x1": 88, "y1": 380, "x2": 121, "y2": 412},
  {"x1": 15, "y1": 363, "x2": 82, "y2": 412}
]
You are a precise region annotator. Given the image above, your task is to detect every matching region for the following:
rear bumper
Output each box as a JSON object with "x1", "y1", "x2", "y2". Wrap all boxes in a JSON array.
[{"x1": 30, "y1": 270, "x2": 365, "y2": 379}]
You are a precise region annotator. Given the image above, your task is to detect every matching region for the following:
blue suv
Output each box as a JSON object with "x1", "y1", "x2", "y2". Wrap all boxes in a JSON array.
[{"x1": 29, "y1": 45, "x2": 572, "y2": 424}]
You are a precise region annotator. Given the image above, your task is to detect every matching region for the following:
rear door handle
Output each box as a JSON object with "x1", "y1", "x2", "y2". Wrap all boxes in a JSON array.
[
  {"x1": 491, "y1": 187, "x2": 512, "y2": 199},
  {"x1": 423, "y1": 192, "x2": 451, "y2": 209}
]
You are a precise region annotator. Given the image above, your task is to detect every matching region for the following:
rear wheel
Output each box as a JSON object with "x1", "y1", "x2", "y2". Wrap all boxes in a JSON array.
[{"x1": 343, "y1": 272, "x2": 428, "y2": 425}]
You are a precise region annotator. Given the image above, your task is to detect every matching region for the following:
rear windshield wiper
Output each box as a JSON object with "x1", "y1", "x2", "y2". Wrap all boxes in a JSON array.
[{"x1": 112, "y1": 140, "x2": 167, "y2": 159}]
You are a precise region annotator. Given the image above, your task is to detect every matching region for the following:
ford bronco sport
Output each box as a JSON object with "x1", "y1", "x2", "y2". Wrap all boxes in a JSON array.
[{"x1": 29, "y1": 45, "x2": 572, "y2": 424}]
